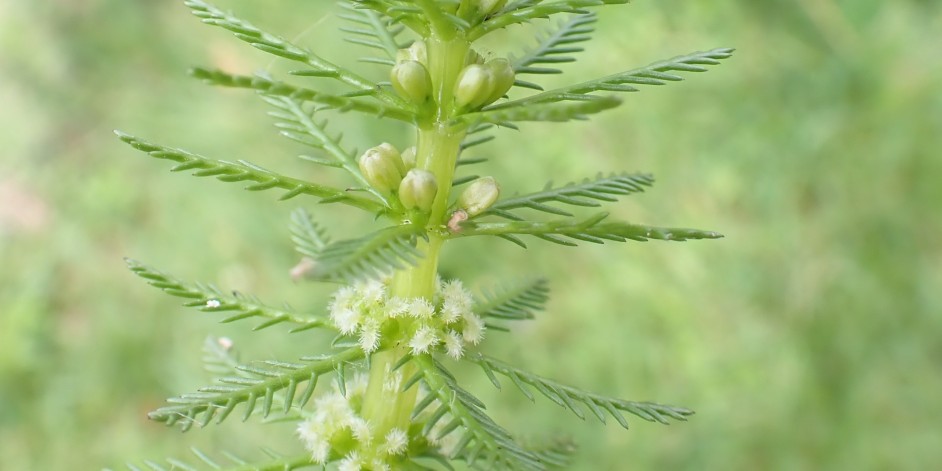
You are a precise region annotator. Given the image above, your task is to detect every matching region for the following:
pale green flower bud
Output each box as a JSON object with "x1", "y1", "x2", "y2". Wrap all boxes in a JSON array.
[
  {"x1": 396, "y1": 41, "x2": 428, "y2": 65},
  {"x1": 358, "y1": 143, "x2": 404, "y2": 192},
  {"x1": 458, "y1": 176, "x2": 500, "y2": 216},
  {"x1": 454, "y1": 64, "x2": 494, "y2": 110},
  {"x1": 391, "y1": 60, "x2": 431, "y2": 104},
  {"x1": 398, "y1": 169, "x2": 438, "y2": 212},
  {"x1": 401, "y1": 146, "x2": 417, "y2": 170},
  {"x1": 484, "y1": 58, "x2": 515, "y2": 104},
  {"x1": 477, "y1": 0, "x2": 507, "y2": 15}
]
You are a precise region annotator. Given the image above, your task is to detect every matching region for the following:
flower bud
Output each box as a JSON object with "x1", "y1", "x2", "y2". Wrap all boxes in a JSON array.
[
  {"x1": 396, "y1": 41, "x2": 428, "y2": 65},
  {"x1": 391, "y1": 60, "x2": 431, "y2": 104},
  {"x1": 358, "y1": 143, "x2": 404, "y2": 192},
  {"x1": 454, "y1": 64, "x2": 494, "y2": 110},
  {"x1": 401, "y1": 146, "x2": 417, "y2": 170},
  {"x1": 484, "y1": 58, "x2": 515, "y2": 104},
  {"x1": 398, "y1": 169, "x2": 438, "y2": 212},
  {"x1": 477, "y1": 0, "x2": 507, "y2": 15},
  {"x1": 458, "y1": 176, "x2": 500, "y2": 216}
]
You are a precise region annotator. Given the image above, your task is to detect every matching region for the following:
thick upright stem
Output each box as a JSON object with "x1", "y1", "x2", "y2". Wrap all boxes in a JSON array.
[
  {"x1": 359, "y1": 33, "x2": 471, "y2": 446},
  {"x1": 359, "y1": 237, "x2": 441, "y2": 441}
]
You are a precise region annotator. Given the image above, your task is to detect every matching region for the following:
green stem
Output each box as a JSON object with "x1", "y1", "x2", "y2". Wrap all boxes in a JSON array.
[{"x1": 358, "y1": 34, "x2": 471, "y2": 444}]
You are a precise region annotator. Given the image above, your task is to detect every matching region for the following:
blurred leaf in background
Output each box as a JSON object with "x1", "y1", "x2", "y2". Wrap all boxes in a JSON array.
[{"x1": 1, "y1": 0, "x2": 939, "y2": 469}]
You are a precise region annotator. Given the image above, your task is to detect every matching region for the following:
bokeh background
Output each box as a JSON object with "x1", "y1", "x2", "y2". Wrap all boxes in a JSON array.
[{"x1": 2, "y1": 0, "x2": 940, "y2": 469}]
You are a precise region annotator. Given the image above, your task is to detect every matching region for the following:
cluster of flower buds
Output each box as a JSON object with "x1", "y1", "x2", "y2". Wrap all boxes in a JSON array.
[
  {"x1": 391, "y1": 41, "x2": 431, "y2": 105},
  {"x1": 297, "y1": 375, "x2": 410, "y2": 470},
  {"x1": 327, "y1": 278, "x2": 485, "y2": 359},
  {"x1": 358, "y1": 143, "x2": 439, "y2": 212},
  {"x1": 454, "y1": 56, "x2": 515, "y2": 111}
]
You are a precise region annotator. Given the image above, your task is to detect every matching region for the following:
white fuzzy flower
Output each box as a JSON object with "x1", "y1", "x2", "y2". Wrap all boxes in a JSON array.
[
  {"x1": 350, "y1": 417, "x2": 373, "y2": 445},
  {"x1": 440, "y1": 280, "x2": 473, "y2": 323},
  {"x1": 297, "y1": 419, "x2": 330, "y2": 463},
  {"x1": 409, "y1": 326, "x2": 439, "y2": 354},
  {"x1": 462, "y1": 313, "x2": 485, "y2": 345},
  {"x1": 205, "y1": 299, "x2": 221, "y2": 308},
  {"x1": 371, "y1": 460, "x2": 391, "y2": 471},
  {"x1": 331, "y1": 307, "x2": 362, "y2": 334},
  {"x1": 358, "y1": 279, "x2": 386, "y2": 305},
  {"x1": 337, "y1": 452, "x2": 363, "y2": 471},
  {"x1": 359, "y1": 319, "x2": 381, "y2": 353},
  {"x1": 384, "y1": 296, "x2": 410, "y2": 318},
  {"x1": 330, "y1": 286, "x2": 358, "y2": 311},
  {"x1": 444, "y1": 330, "x2": 464, "y2": 359},
  {"x1": 315, "y1": 392, "x2": 355, "y2": 426},
  {"x1": 383, "y1": 427, "x2": 409, "y2": 456},
  {"x1": 408, "y1": 298, "x2": 435, "y2": 319}
]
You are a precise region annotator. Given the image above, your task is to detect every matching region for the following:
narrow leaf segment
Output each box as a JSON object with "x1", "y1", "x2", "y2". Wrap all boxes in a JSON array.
[
  {"x1": 491, "y1": 48, "x2": 735, "y2": 109},
  {"x1": 115, "y1": 132, "x2": 386, "y2": 213},
  {"x1": 338, "y1": 2, "x2": 407, "y2": 65},
  {"x1": 470, "y1": 0, "x2": 630, "y2": 40},
  {"x1": 482, "y1": 173, "x2": 655, "y2": 220},
  {"x1": 471, "y1": 354, "x2": 694, "y2": 428},
  {"x1": 412, "y1": 355, "x2": 549, "y2": 470},
  {"x1": 116, "y1": 448, "x2": 315, "y2": 471},
  {"x1": 458, "y1": 95, "x2": 621, "y2": 126},
  {"x1": 149, "y1": 347, "x2": 364, "y2": 431},
  {"x1": 191, "y1": 68, "x2": 414, "y2": 123},
  {"x1": 310, "y1": 223, "x2": 427, "y2": 282},
  {"x1": 184, "y1": 0, "x2": 407, "y2": 109},
  {"x1": 126, "y1": 259, "x2": 332, "y2": 334},
  {"x1": 289, "y1": 208, "x2": 331, "y2": 259},
  {"x1": 474, "y1": 278, "x2": 550, "y2": 324},
  {"x1": 512, "y1": 13, "x2": 597, "y2": 90},
  {"x1": 456, "y1": 212, "x2": 724, "y2": 247}
]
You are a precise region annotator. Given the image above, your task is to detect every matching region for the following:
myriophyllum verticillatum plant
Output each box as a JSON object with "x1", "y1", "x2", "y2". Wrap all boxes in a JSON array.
[{"x1": 114, "y1": 1, "x2": 732, "y2": 469}]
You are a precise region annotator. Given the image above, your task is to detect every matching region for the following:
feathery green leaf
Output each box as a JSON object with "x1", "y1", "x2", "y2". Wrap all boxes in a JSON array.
[
  {"x1": 183, "y1": 0, "x2": 407, "y2": 109},
  {"x1": 413, "y1": 356, "x2": 548, "y2": 470},
  {"x1": 310, "y1": 223, "x2": 427, "y2": 282},
  {"x1": 348, "y1": 1, "x2": 429, "y2": 36},
  {"x1": 260, "y1": 95, "x2": 385, "y2": 203},
  {"x1": 338, "y1": 2, "x2": 408, "y2": 65},
  {"x1": 474, "y1": 278, "x2": 549, "y2": 323},
  {"x1": 482, "y1": 173, "x2": 654, "y2": 220},
  {"x1": 491, "y1": 48, "x2": 735, "y2": 109},
  {"x1": 201, "y1": 336, "x2": 241, "y2": 377},
  {"x1": 116, "y1": 448, "x2": 315, "y2": 471},
  {"x1": 512, "y1": 13, "x2": 597, "y2": 90},
  {"x1": 458, "y1": 95, "x2": 620, "y2": 126},
  {"x1": 289, "y1": 207, "x2": 331, "y2": 259},
  {"x1": 115, "y1": 132, "x2": 386, "y2": 213},
  {"x1": 149, "y1": 347, "x2": 364, "y2": 431},
  {"x1": 191, "y1": 68, "x2": 414, "y2": 123},
  {"x1": 470, "y1": 0, "x2": 629, "y2": 40},
  {"x1": 471, "y1": 354, "x2": 695, "y2": 428},
  {"x1": 126, "y1": 259, "x2": 332, "y2": 334},
  {"x1": 455, "y1": 212, "x2": 724, "y2": 246}
]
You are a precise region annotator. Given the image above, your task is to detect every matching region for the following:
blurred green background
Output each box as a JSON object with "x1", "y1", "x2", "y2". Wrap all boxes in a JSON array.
[{"x1": 2, "y1": 0, "x2": 940, "y2": 469}]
